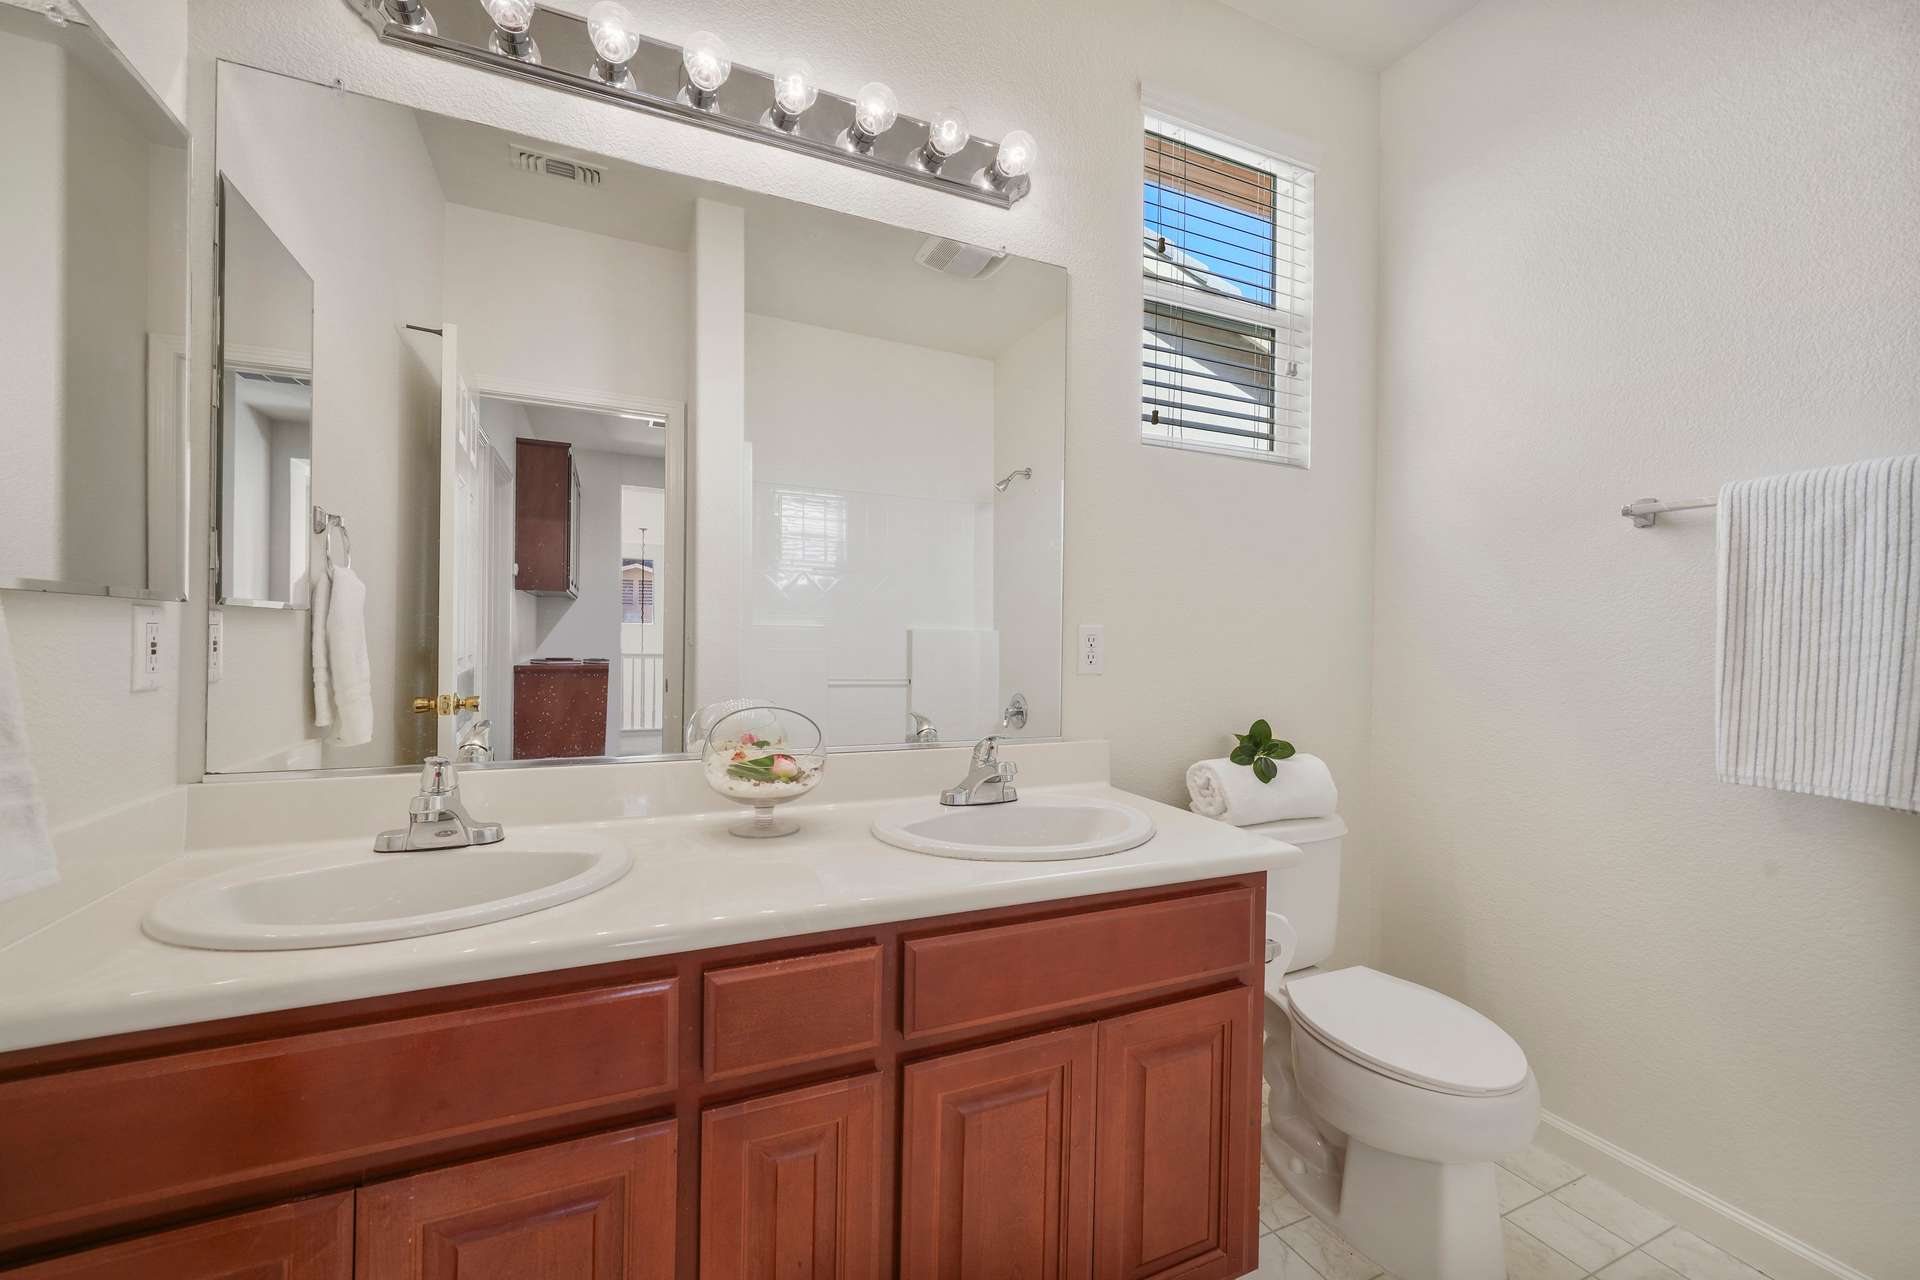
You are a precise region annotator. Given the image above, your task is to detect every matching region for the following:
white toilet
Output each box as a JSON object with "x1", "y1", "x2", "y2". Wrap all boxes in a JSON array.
[{"x1": 1253, "y1": 815, "x2": 1539, "y2": 1280}]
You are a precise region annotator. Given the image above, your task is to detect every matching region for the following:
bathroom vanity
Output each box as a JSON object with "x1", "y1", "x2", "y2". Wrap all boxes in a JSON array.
[{"x1": 0, "y1": 759, "x2": 1283, "y2": 1280}]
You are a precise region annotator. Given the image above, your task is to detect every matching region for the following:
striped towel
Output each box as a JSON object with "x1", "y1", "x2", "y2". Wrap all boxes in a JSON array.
[{"x1": 1716, "y1": 455, "x2": 1920, "y2": 812}]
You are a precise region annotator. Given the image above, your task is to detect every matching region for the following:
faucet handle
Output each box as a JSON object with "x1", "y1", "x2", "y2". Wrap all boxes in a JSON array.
[
  {"x1": 419, "y1": 756, "x2": 455, "y2": 795},
  {"x1": 971, "y1": 735, "x2": 1001, "y2": 766}
]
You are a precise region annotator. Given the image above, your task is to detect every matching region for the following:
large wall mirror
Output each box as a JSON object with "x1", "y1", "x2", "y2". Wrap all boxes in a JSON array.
[
  {"x1": 0, "y1": 3, "x2": 190, "y2": 599},
  {"x1": 207, "y1": 62, "x2": 1066, "y2": 775}
]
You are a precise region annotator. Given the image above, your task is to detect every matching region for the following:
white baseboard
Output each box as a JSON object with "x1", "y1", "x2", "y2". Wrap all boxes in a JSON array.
[{"x1": 1535, "y1": 1111, "x2": 1874, "y2": 1280}]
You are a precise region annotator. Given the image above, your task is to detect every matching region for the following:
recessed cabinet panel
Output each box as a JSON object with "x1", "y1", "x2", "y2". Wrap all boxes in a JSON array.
[
  {"x1": 1093, "y1": 988, "x2": 1258, "y2": 1280},
  {"x1": 703, "y1": 946, "x2": 883, "y2": 1083},
  {"x1": 514, "y1": 439, "x2": 577, "y2": 597},
  {"x1": 699, "y1": 1075, "x2": 884, "y2": 1280},
  {"x1": 899, "y1": 1026, "x2": 1096, "y2": 1280},
  {"x1": 2, "y1": 1194, "x2": 350, "y2": 1280},
  {"x1": 355, "y1": 1123, "x2": 677, "y2": 1280}
]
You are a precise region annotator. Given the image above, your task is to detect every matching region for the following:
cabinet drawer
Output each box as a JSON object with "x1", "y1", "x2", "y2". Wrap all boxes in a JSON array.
[
  {"x1": 1, "y1": 1194, "x2": 352, "y2": 1280},
  {"x1": 703, "y1": 945, "x2": 883, "y2": 1082},
  {"x1": 902, "y1": 887, "x2": 1257, "y2": 1039},
  {"x1": 0, "y1": 978, "x2": 678, "y2": 1255}
]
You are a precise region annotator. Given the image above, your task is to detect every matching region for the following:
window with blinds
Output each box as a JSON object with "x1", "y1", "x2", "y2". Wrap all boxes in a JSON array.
[{"x1": 1141, "y1": 114, "x2": 1313, "y2": 465}]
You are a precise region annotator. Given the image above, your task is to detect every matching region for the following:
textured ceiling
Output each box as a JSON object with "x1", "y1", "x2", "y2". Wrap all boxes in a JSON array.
[{"x1": 1219, "y1": 0, "x2": 1482, "y2": 68}]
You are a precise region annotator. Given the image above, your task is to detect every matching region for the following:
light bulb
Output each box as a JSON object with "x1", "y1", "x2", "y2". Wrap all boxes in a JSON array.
[
  {"x1": 852, "y1": 81, "x2": 898, "y2": 140},
  {"x1": 681, "y1": 31, "x2": 732, "y2": 95},
  {"x1": 586, "y1": 0, "x2": 639, "y2": 65},
  {"x1": 994, "y1": 129, "x2": 1037, "y2": 180},
  {"x1": 925, "y1": 106, "x2": 970, "y2": 159},
  {"x1": 480, "y1": 0, "x2": 535, "y2": 33},
  {"x1": 772, "y1": 56, "x2": 818, "y2": 118}
]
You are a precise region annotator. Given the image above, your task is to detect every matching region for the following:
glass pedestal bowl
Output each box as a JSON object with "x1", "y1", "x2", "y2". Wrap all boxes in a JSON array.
[{"x1": 700, "y1": 705, "x2": 826, "y2": 838}]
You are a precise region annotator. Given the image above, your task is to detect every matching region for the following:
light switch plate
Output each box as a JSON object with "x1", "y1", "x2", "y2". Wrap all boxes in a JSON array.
[
  {"x1": 130, "y1": 605, "x2": 163, "y2": 692},
  {"x1": 1078, "y1": 624, "x2": 1104, "y2": 674}
]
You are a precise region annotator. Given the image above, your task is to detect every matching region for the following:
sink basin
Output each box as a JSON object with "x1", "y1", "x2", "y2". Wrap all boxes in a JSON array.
[
  {"x1": 871, "y1": 796, "x2": 1155, "y2": 861},
  {"x1": 142, "y1": 841, "x2": 633, "y2": 951}
]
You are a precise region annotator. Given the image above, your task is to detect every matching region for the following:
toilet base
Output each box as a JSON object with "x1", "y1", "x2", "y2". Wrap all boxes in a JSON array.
[{"x1": 1264, "y1": 1123, "x2": 1505, "y2": 1280}]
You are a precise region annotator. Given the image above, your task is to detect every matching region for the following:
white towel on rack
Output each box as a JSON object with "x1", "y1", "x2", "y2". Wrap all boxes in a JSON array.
[
  {"x1": 1716, "y1": 454, "x2": 1920, "y2": 812},
  {"x1": 0, "y1": 597, "x2": 57, "y2": 903},
  {"x1": 311, "y1": 547, "x2": 374, "y2": 747}
]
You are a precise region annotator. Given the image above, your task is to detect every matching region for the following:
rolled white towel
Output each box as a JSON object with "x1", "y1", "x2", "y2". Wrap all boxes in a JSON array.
[{"x1": 1186, "y1": 753, "x2": 1337, "y2": 827}]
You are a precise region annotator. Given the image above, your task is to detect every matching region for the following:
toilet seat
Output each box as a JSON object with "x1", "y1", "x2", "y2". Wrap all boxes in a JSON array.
[{"x1": 1284, "y1": 966, "x2": 1529, "y2": 1097}]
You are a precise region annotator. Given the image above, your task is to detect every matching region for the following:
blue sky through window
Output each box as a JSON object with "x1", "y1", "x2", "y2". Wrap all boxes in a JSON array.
[{"x1": 1144, "y1": 168, "x2": 1276, "y2": 307}]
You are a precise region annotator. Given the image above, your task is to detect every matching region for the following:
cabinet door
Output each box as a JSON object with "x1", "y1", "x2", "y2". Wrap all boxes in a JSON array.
[
  {"x1": 5, "y1": 1194, "x2": 350, "y2": 1279},
  {"x1": 699, "y1": 1075, "x2": 882, "y2": 1280},
  {"x1": 1094, "y1": 988, "x2": 1258, "y2": 1280},
  {"x1": 899, "y1": 1026, "x2": 1096, "y2": 1280},
  {"x1": 356, "y1": 1122, "x2": 677, "y2": 1280}
]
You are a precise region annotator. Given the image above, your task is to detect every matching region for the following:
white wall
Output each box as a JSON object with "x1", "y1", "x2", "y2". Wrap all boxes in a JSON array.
[
  {"x1": 1374, "y1": 2, "x2": 1920, "y2": 1274},
  {"x1": 442, "y1": 204, "x2": 688, "y2": 404},
  {"x1": 205, "y1": 64, "x2": 445, "y2": 772},
  {"x1": 78, "y1": 0, "x2": 187, "y2": 121},
  {"x1": 743, "y1": 312, "x2": 996, "y2": 745},
  {"x1": 994, "y1": 313, "x2": 1068, "y2": 742}
]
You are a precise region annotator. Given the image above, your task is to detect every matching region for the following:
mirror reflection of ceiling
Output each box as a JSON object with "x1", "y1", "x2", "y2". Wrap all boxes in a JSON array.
[
  {"x1": 514, "y1": 404, "x2": 667, "y2": 458},
  {"x1": 415, "y1": 112, "x2": 1063, "y2": 359}
]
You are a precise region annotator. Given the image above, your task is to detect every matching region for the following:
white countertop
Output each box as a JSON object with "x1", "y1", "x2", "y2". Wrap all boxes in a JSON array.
[{"x1": 0, "y1": 784, "x2": 1289, "y2": 1054}]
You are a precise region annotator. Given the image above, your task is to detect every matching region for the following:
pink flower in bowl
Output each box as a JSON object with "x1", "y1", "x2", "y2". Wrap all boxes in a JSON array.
[{"x1": 770, "y1": 754, "x2": 800, "y2": 780}]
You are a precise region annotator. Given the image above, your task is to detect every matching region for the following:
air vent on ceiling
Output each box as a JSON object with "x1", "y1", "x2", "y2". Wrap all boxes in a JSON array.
[
  {"x1": 915, "y1": 235, "x2": 1009, "y2": 280},
  {"x1": 512, "y1": 145, "x2": 604, "y2": 188}
]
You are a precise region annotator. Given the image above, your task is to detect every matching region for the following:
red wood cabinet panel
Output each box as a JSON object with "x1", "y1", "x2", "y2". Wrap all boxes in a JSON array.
[
  {"x1": 514, "y1": 438, "x2": 576, "y2": 596},
  {"x1": 1092, "y1": 988, "x2": 1258, "y2": 1280},
  {"x1": 356, "y1": 1123, "x2": 676, "y2": 1280},
  {"x1": 513, "y1": 661, "x2": 610, "y2": 760},
  {"x1": 0, "y1": 979, "x2": 678, "y2": 1255},
  {"x1": 702, "y1": 946, "x2": 882, "y2": 1084},
  {"x1": 901, "y1": 887, "x2": 1258, "y2": 1039},
  {"x1": 699, "y1": 1075, "x2": 884, "y2": 1280},
  {"x1": 899, "y1": 1026, "x2": 1097, "y2": 1280},
  {"x1": 2, "y1": 1194, "x2": 351, "y2": 1280}
]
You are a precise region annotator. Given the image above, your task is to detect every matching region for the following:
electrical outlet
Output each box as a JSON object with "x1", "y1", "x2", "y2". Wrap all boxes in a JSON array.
[
  {"x1": 130, "y1": 605, "x2": 163, "y2": 692},
  {"x1": 1078, "y1": 624, "x2": 1104, "y2": 674},
  {"x1": 206, "y1": 609, "x2": 224, "y2": 684}
]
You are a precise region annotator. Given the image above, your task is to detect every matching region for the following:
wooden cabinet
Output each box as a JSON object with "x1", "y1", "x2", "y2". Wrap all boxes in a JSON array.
[
  {"x1": 357, "y1": 1124, "x2": 677, "y2": 1280},
  {"x1": 899, "y1": 1026, "x2": 1097, "y2": 1280},
  {"x1": 515, "y1": 438, "x2": 580, "y2": 597},
  {"x1": 513, "y1": 659, "x2": 611, "y2": 759},
  {"x1": 699, "y1": 1076, "x2": 883, "y2": 1280},
  {"x1": 1093, "y1": 988, "x2": 1258, "y2": 1280},
  {"x1": 0, "y1": 877, "x2": 1265, "y2": 1280},
  {"x1": 4, "y1": 1195, "x2": 350, "y2": 1280}
]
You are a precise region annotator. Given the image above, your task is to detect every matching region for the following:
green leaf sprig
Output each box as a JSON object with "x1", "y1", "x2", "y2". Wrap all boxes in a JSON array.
[
  {"x1": 726, "y1": 754, "x2": 785, "y2": 783},
  {"x1": 1229, "y1": 719, "x2": 1296, "y2": 784}
]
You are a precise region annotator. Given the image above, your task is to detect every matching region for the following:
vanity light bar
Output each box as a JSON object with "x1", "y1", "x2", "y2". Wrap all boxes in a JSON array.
[{"x1": 352, "y1": 0, "x2": 1036, "y2": 209}]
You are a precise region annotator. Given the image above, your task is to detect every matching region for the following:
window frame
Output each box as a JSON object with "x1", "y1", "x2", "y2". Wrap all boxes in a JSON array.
[{"x1": 1138, "y1": 102, "x2": 1317, "y2": 469}]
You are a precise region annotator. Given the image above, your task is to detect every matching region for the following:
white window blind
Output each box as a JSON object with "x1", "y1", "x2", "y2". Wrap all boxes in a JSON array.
[{"x1": 1141, "y1": 113, "x2": 1314, "y2": 465}]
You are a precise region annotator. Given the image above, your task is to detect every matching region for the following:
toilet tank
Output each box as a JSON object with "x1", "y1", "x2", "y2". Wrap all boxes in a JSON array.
[{"x1": 1247, "y1": 814, "x2": 1345, "y2": 971}]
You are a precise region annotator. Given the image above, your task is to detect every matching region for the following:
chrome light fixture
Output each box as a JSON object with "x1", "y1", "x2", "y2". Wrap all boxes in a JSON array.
[
  {"x1": 585, "y1": 0, "x2": 640, "y2": 88},
  {"x1": 848, "y1": 81, "x2": 898, "y2": 151},
  {"x1": 921, "y1": 106, "x2": 969, "y2": 171},
  {"x1": 992, "y1": 129, "x2": 1037, "y2": 188},
  {"x1": 480, "y1": 0, "x2": 538, "y2": 60},
  {"x1": 770, "y1": 56, "x2": 817, "y2": 129},
  {"x1": 681, "y1": 30, "x2": 731, "y2": 107},
  {"x1": 382, "y1": 0, "x2": 436, "y2": 35},
  {"x1": 359, "y1": 2, "x2": 1037, "y2": 208}
]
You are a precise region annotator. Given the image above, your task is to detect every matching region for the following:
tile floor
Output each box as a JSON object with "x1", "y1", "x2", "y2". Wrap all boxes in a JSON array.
[{"x1": 1254, "y1": 1143, "x2": 1778, "y2": 1280}]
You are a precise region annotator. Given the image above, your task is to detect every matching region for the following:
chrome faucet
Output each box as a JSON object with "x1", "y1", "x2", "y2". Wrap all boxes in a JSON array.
[
  {"x1": 940, "y1": 736, "x2": 1019, "y2": 807},
  {"x1": 375, "y1": 756, "x2": 505, "y2": 851},
  {"x1": 908, "y1": 712, "x2": 939, "y2": 744}
]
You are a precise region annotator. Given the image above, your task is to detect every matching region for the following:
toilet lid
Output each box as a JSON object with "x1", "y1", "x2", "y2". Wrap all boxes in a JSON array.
[{"x1": 1284, "y1": 966, "x2": 1530, "y2": 1097}]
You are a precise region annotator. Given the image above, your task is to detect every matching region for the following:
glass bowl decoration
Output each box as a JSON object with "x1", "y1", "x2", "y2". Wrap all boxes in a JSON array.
[{"x1": 700, "y1": 705, "x2": 826, "y2": 838}]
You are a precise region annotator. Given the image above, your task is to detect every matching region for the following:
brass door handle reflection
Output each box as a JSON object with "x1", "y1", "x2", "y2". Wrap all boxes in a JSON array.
[{"x1": 411, "y1": 694, "x2": 481, "y2": 716}]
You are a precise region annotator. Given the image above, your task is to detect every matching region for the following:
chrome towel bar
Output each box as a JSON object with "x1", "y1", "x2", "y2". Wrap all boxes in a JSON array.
[{"x1": 1621, "y1": 496, "x2": 1716, "y2": 528}]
